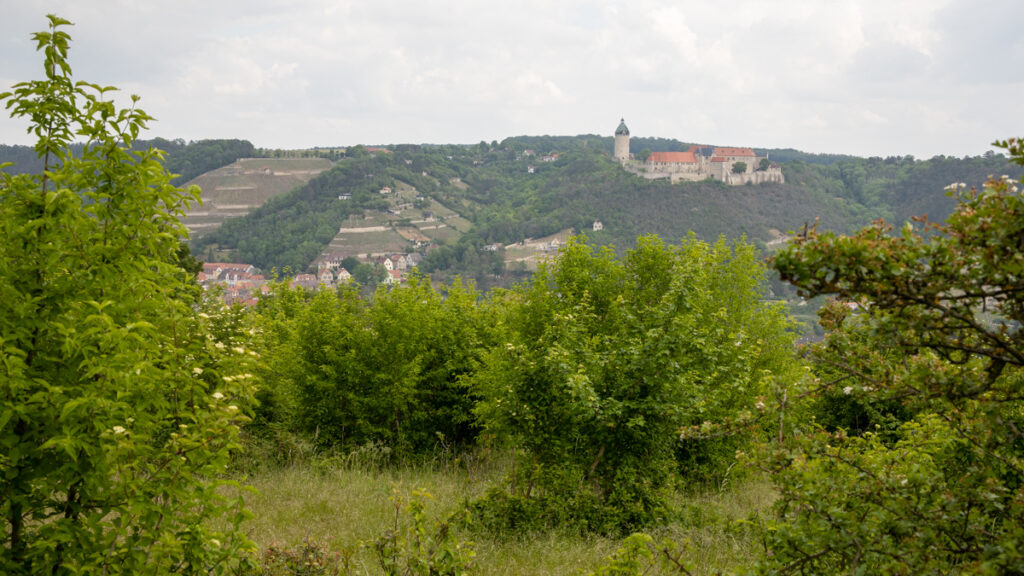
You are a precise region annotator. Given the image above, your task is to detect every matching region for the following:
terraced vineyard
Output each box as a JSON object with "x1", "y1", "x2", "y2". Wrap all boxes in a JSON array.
[
  {"x1": 183, "y1": 158, "x2": 333, "y2": 239},
  {"x1": 319, "y1": 179, "x2": 468, "y2": 260}
]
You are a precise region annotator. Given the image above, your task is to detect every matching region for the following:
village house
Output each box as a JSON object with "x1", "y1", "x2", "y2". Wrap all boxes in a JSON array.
[
  {"x1": 318, "y1": 251, "x2": 348, "y2": 271},
  {"x1": 202, "y1": 262, "x2": 258, "y2": 285},
  {"x1": 379, "y1": 254, "x2": 409, "y2": 271},
  {"x1": 198, "y1": 262, "x2": 266, "y2": 306},
  {"x1": 318, "y1": 268, "x2": 335, "y2": 286},
  {"x1": 384, "y1": 269, "x2": 404, "y2": 286},
  {"x1": 290, "y1": 274, "x2": 319, "y2": 291}
]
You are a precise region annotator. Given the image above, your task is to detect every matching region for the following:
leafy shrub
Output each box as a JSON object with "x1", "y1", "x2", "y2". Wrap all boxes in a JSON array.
[
  {"x1": 755, "y1": 415, "x2": 1024, "y2": 573},
  {"x1": 252, "y1": 277, "x2": 490, "y2": 458},
  {"x1": 253, "y1": 540, "x2": 352, "y2": 576},
  {"x1": 471, "y1": 235, "x2": 799, "y2": 531},
  {"x1": 372, "y1": 489, "x2": 475, "y2": 576},
  {"x1": 469, "y1": 462, "x2": 633, "y2": 534},
  {"x1": 584, "y1": 533, "x2": 694, "y2": 576},
  {"x1": 762, "y1": 140, "x2": 1024, "y2": 573},
  {"x1": 0, "y1": 16, "x2": 254, "y2": 574}
]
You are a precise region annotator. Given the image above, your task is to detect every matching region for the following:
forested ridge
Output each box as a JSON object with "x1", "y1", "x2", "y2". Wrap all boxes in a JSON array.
[
  {"x1": 0, "y1": 137, "x2": 254, "y2": 185},
  {"x1": 2, "y1": 126, "x2": 1016, "y2": 282},
  {"x1": 189, "y1": 134, "x2": 1020, "y2": 278}
]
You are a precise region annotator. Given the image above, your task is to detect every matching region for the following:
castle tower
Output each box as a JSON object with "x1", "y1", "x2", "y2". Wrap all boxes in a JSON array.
[{"x1": 614, "y1": 118, "x2": 630, "y2": 162}]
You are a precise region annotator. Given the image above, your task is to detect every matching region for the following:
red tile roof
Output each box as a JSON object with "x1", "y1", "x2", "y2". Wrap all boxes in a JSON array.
[
  {"x1": 713, "y1": 147, "x2": 756, "y2": 157},
  {"x1": 648, "y1": 151, "x2": 697, "y2": 164}
]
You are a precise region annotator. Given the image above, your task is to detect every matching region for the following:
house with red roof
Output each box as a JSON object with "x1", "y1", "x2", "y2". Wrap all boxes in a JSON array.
[
  {"x1": 289, "y1": 274, "x2": 319, "y2": 291},
  {"x1": 197, "y1": 261, "x2": 269, "y2": 306},
  {"x1": 384, "y1": 269, "x2": 404, "y2": 286}
]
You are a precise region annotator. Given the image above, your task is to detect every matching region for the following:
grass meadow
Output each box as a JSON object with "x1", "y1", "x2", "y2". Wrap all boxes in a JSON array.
[{"x1": 236, "y1": 449, "x2": 774, "y2": 575}]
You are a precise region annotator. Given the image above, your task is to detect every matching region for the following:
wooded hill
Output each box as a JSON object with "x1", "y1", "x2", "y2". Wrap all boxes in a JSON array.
[
  {"x1": 191, "y1": 136, "x2": 1021, "y2": 284},
  {"x1": 2, "y1": 135, "x2": 1018, "y2": 287},
  {"x1": 0, "y1": 138, "x2": 254, "y2": 185}
]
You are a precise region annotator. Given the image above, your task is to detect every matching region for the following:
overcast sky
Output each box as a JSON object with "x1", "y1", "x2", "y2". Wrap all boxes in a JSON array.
[{"x1": 1, "y1": 1, "x2": 1021, "y2": 158}]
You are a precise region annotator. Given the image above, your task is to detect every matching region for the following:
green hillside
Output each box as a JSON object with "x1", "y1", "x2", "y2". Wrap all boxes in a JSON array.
[
  {"x1": 189, "y1": 136, "x2": 1022, "y2": 282},
  {"x1": 193, "y1": 146, "x2": 474, "y2": 273}
]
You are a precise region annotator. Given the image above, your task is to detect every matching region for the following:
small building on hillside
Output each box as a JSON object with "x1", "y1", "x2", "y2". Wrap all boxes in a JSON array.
[{"x1": 290, "y1": 274, "x2": 319, "y2": 291}]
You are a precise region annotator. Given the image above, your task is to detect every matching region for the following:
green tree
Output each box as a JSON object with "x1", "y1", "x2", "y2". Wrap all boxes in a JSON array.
[
  {"x1": 362, "y1": 276, "x2": 487, "y2": 452},
  {"x1": 351, "y1": 262, "x2": 385, "y2": 293},
  {"x1": 340, "y1": 255, "x2": 361, "y2": 273},
  {"x1": 471, "y1": 235, "x2": 797, "y2": 532},
  {"x1": 758, "y1": 158, "x2": 770, "y2": 171},
  {"x1": 732, "y1": 161, "x2": 747, "y2": 174},
  {"x1": 0, "y1": 16, "x2": 254, "y2": 574},
  {"x1": 759, "y1": 138, "x2": 1024, "y2": 573},
  {"x1": 253, "y1": 276, "x2": 490, "y2": 455}
]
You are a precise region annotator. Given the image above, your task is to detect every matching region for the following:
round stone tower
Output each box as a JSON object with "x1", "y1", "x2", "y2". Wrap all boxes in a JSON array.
[{"x1": 614, "y1": 118, "x2": 630, "y2": 162}]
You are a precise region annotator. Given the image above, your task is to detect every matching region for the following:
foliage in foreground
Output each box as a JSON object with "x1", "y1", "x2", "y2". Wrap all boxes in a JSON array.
[
  {"x1": 240, "y1": 474, "x2": 714, "y2": 576},
  {"x1": 469, "y1": 235, "x2": 798, "y2": 532},
  {"x1": 584, "y1": 534, "x2": 695, "y2": 576},
  {"x1": 252, "y1": 276, "x2": 490, "y2": 456},
  {"x1": 0, "y1": 16, "x2": 254, "y2": 574},
  {"x1": 759, "y1": 138, "x2": 1024, "y2": 573},
  {"x1": 246, "y1": 233, "x2": 798, "y2": 535},
  {"x1": 241, "y1": 488, "x2": 474, "y2": 576}
]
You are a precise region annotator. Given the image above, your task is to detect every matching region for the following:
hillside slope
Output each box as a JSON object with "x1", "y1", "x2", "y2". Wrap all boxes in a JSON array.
[
  {"x1": 189, "y1": 136, "x2": 1022, "y2": 283},
  {"x1": 184, "y1": 157, "x2": 332, "y2": 239}
]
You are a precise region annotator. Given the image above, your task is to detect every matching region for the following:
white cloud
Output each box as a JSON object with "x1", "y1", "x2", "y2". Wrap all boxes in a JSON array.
[{"x1": 0, "y1": 0, "x2": 1020, "y2": 157}]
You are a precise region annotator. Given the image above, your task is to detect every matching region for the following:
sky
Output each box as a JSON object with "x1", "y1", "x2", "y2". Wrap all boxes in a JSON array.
[{"x1": 1, "y1": 0, "x2": 1021, "y2": 158}]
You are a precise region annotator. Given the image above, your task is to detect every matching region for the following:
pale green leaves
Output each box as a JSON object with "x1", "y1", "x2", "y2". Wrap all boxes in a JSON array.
[{"x1": 0, "y1": 15, "x2": 254, "y2": 575}]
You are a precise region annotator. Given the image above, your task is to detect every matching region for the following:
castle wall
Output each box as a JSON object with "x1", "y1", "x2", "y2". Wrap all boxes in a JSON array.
[
  {"x1": 709, "y1": 161, "x2": 730, "y2": 180},
  {"x1": 645, "y1": 160, "x2": 701, "y2": 174},
  {"x1": 719, "y1": 166, "x2": 785, "y2": 185},
  {"x1": 615, "y1": 121, "x2": 783, "y2": 185},
  {"x1": 637, "y1": 156, "x2": 783, "y2": 185}
]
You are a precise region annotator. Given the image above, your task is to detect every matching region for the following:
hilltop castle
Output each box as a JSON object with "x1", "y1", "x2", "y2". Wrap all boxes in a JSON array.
[{"x1": 614, "y1": 119, "x2": 784, "y2": 185}]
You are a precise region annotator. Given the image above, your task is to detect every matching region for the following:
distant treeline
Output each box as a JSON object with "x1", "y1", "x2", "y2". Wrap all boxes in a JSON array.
[
  {"x1": 0, "y1": 138, "x2": 254, "y2": 185},
  {"x1": 145, "y1": 138, "x2": 254, "y2": 184},
  {"x1": 6, "y1": 133, "x2": 1017, "y2": 287}
]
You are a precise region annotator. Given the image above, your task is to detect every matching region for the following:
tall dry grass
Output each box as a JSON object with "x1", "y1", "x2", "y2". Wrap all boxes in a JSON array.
[{"x1": 236, "y1": 452, "x2": 775, "y2": 575}]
